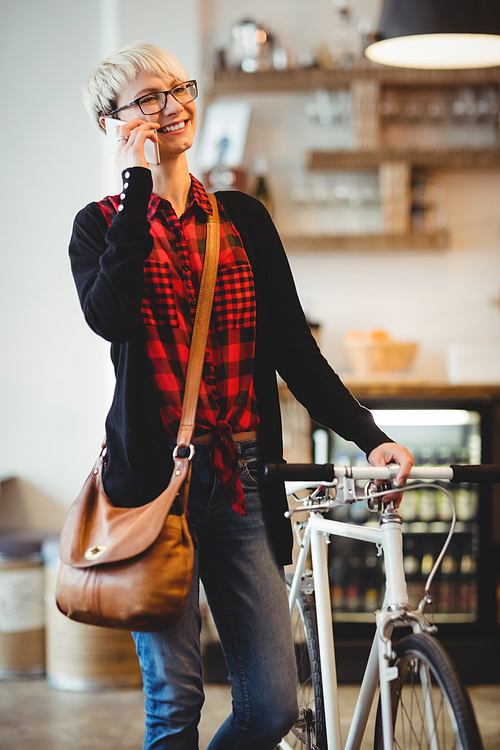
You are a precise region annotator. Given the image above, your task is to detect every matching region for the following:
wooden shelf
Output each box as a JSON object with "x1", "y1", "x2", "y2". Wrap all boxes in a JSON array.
[
  {"x1": 213, "y1": 65, "x2": 500, "y2": 94},
  {"x1": 282, "y1": 230, "x2": 448, "y2": 252},
  {"x1": 307, "y1": 148, "x2": 500, "y2": 170},
  {"x1": 211, "y1": 67, "x2": 500, "y2": 253}
]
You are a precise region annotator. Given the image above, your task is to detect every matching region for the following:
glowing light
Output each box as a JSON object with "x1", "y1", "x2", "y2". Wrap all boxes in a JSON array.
[
  {"x1": 371, "y1": 409, "x2": 478, "y2": 426},
  {"x1": 366, "y1": 33, "x2": 500, "y2": 69}
]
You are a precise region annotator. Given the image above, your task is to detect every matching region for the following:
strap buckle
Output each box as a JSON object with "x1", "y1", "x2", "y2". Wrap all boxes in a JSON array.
[{"x1": 173, "y1": 443, "x2": 195, "y2": 461}]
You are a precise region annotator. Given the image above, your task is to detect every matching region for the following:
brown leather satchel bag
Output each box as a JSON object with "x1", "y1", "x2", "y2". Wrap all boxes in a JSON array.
[{"x1": 55, "y1": 194, "x2": 220, "y2": 632}]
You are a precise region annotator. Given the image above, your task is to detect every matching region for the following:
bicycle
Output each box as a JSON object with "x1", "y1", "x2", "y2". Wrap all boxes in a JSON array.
[{"x1": 264, "y1": 461, "x2": 500, "y2": 750}]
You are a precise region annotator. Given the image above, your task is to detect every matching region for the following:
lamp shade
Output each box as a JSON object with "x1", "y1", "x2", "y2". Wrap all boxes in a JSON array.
[{"x1": 365, "y1": 0, "x2": 500, "y2": 69}]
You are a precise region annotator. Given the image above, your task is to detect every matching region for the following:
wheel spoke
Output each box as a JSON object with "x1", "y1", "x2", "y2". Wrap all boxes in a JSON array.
[
  {"x1": 374, "y1": 634, "x2": 483, "y2": 750},
  {"x1": 281, "y1": 582, "x2": 326, "y2": 750}
]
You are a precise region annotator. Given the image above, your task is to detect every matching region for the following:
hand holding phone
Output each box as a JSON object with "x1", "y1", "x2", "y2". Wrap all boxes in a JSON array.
[{"x1": 104, "y1": 117, "x2": 160, "y2": 165}]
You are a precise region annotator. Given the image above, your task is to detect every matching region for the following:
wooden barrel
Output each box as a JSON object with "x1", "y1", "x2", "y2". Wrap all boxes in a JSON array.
[
  {"x1": 42, "y1": 536, "x2": 143, "y2": 691},
  {"x1": 0, "y1": 533, "x2": 46, "y2": 677}
]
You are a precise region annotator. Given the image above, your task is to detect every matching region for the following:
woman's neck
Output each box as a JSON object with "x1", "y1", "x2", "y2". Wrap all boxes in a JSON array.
[{"x1": 151, "y1": 154, "x2": 192, "y2": 218}]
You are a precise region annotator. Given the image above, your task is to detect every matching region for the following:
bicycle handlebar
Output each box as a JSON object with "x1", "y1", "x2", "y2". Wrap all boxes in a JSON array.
[
  {"x1": 449, "y1": 464, "x2": 500, "y2": 483},
  {"x1": 265, "y1": 463, "x2": 336, "y2": 483},
  {"x1": 264, "y1": 462, "x2": 500, "y2": 484}
]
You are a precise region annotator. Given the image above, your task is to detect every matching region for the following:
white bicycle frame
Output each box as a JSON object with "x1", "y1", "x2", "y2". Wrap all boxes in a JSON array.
[{"x1": 282, "y1": 465, "x2": 456, "y2": 750}]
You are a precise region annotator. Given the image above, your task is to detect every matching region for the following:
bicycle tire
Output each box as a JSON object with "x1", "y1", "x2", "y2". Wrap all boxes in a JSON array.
[
  {"x1": 374, "y1": 633, "x2": 483, "y2": 750},
  {"x1": 279, "y1": 574, "x2": 327, "y2": 750}
]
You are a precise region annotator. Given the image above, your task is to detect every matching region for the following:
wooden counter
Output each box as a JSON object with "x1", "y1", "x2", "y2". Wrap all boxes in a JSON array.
[{"x1": 341, "y1": 379, "x2": 500, "y2": 402}]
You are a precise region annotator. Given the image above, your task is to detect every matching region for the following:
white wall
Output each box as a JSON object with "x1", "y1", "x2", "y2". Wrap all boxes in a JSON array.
[{"x1": 0, "y1": 0, "x2": 202, "y2": 526}]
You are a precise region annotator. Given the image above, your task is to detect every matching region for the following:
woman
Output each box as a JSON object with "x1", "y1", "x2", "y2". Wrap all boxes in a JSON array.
[{"x1": 70, "y1": 41, "x2": 413, "y2": 750}]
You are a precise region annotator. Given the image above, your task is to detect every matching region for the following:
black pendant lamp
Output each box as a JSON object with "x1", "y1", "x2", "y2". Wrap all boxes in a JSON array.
[{"x1": 365, "y1": 0, "x2": 500, "y2": 69}]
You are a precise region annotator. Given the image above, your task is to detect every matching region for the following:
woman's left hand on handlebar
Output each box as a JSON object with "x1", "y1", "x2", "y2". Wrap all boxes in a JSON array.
[{"x1": 368, "y1": 442, "x2": 414, "y2": 507}]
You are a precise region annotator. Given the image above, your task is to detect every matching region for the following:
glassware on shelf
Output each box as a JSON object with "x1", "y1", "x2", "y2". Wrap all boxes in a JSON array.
[
  {"x1": 290, "y1": 170, "x2": 381, "y2": 236},
  {"x1": 304, "y1": 88, "x2": 351, "y2": 126},
  {"x1": 227, "y1": 18, "x2": 274, "y2": 72},
  {"x1": 330, "y1": 0, "x2": 357, "y2": 69},
  {"x1": 380, "y1": 85, "x2": 499, "y2": 150}
]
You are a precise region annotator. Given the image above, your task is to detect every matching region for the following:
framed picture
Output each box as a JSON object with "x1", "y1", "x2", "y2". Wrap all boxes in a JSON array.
[{"x1": 197, "y1": 101, "x2": 252, "y2": 170}]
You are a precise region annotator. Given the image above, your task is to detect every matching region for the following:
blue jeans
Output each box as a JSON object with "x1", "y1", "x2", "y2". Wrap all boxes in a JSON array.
[{"x1": 133, "y1": 439, "x2": 298, "y2": 749}]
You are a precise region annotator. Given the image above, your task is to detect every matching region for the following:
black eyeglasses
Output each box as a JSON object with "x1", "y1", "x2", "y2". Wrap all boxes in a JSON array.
[{"x1": 107, "y1": 80, "x2": 198, "y2": 118}]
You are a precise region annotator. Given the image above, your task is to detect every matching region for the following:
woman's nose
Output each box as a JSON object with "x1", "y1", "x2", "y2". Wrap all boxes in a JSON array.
[{"x1": 163, "y1": 93, "x2": 184, "y2": 115}]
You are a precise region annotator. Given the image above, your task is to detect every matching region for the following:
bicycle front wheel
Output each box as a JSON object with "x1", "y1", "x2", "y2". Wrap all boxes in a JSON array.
[
  {"x1": 374, "y1": 633, "x2": 483, "y2": 750},
  {"x1": 279, "y1": 575, "x2": 327, "y2": 750}
]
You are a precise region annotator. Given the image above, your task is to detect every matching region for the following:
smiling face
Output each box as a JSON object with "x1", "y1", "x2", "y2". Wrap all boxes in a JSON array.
[{"x1": 115, "y1": 71, "x2": 197, "y2": 160}]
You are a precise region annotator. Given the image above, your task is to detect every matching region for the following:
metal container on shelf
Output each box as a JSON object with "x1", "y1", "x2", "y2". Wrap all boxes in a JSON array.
[
  {"x1": 42, "y1": 536, "x2": 142, "y2": 691},
  {"x1": 0, "y1": 532, "x2": 46, "y2": 677}
]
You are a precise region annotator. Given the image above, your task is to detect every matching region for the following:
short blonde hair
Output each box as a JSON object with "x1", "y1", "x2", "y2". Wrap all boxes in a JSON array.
[{"x1": 83, "y1": 41, "x2": 189, "y2": 132}]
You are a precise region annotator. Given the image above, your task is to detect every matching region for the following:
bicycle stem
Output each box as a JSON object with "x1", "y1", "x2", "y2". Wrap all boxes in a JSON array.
[{"x1": 379, "y1": 509, "x2": 409, "y2": 609}]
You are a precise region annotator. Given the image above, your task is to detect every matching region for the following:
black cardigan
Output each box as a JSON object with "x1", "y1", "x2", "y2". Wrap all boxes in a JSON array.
[{"x1": 69, "y1": 168, "x2": 391, "y2": 565}]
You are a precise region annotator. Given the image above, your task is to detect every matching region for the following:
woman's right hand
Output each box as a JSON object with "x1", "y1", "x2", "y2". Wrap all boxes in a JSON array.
[{"x1": 111, "y1": 118, "x2": 160, "y2": 171}]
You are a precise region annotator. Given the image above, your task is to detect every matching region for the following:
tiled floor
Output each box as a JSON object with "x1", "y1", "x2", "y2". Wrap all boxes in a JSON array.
[{"x1": 0, "y1": 677, "x2": 498, "y2": 749}]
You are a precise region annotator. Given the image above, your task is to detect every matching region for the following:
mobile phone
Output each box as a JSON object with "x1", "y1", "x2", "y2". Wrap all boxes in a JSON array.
[{"x1": 104, "y1": 117, "x2": 160, "y2": 165}]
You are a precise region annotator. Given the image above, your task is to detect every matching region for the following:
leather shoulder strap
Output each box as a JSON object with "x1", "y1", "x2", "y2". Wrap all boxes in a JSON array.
[{"x1": 176, "y1": 193, "x2": 219, "y2": 447}]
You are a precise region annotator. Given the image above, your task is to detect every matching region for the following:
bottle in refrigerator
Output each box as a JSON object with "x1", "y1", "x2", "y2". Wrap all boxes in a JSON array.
[
  {"x1": 363, "y1": 547, "x2": 383, "y2": 612},
  {"x1": 421, "y1": 537, "x2": 437, "y2": 604},
  {"x1": 402, "y1": 487, "x2": 419, "y2": 522},
  {"x1": 419, "y1": 446, "x2": 434, "y2": 465},
  {"x1": 403, "y1": 536, "x2": 422, "y2": 610},
  {"x1": 455, "y1": 486, "x2": 478, "y2": 522},
  {"x1": 438, "y1": 543, "x2": 458, "y2": 614},
  {"x1": 436, "y1": 488, "x2": 454, "y2": 522},
  {"x1": 458, "y1": 537, "x2": 477, "y2": 615},
  {"x1": 419, "y1": 488, "x2": 437, "y2": 522},
  {"x1": 344, "y1": 554, "x2": 362, "y2": 612},
  {"x1": 330, "y1": 555, "x2": 344, "y2": 613},
  {"x1": 437, "y1": 445, "x2": 454, "y2": 466}
]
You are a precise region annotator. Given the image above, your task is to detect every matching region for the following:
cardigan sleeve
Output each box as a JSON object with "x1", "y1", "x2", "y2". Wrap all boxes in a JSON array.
[
  {"x1": 218, "y1": 191, "x2": 392, "y2": 457},
  {"x1": 68, "y1": 168, "x2": 154, "y2": 343}
]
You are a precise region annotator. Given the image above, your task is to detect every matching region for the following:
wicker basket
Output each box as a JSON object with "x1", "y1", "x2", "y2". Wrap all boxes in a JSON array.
[{"x1": 345, "y1": 340, "x2": 418, "y2": 375}]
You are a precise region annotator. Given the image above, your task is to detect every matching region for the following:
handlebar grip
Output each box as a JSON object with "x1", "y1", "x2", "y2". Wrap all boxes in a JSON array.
[
  {"x1": 264, "y1": 463, "x2": 335, "y2": 483},
  {"x1": 450, "y1": 464, "x2": 500, "y2": 483}
]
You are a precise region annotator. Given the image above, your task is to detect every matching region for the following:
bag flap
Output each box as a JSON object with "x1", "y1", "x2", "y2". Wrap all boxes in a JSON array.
[{"x1": 59, "y1": 454, "x2": 189, "y2": 568}]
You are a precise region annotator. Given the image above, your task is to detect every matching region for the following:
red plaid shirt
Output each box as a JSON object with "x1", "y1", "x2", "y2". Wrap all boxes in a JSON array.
[{"x1": 97, "y1": 176, "x2": 259, "y2": 513}]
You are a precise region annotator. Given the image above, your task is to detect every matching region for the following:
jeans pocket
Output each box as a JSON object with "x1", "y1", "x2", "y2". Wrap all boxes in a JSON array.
[{"x1": 238, "y1": 455, "x2": 260, "y2": 487}]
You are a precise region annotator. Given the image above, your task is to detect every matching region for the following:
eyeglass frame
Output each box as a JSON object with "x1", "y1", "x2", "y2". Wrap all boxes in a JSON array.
[{"x1": 106, "y1": 80, "x2": 198, "y2": 118}]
